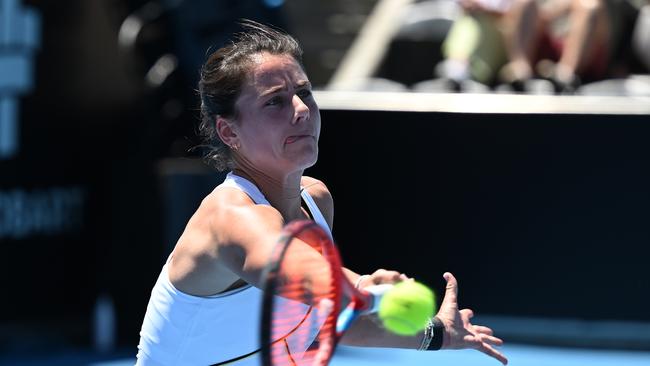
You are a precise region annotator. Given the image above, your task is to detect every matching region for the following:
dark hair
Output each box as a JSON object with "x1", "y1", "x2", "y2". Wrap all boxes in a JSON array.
[{"x1": 197, "y1": 19, "x2": 304, "y2": 171}]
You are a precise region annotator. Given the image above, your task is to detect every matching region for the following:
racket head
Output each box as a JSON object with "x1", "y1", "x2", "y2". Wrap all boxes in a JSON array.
[{"x1": 260, "y1": 220, "x2": 344, "y2": 366}]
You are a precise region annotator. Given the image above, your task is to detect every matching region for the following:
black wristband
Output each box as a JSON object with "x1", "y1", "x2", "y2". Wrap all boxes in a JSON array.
[{"x1": 427, "y1": 317, "x2": 444, "y2": 351}]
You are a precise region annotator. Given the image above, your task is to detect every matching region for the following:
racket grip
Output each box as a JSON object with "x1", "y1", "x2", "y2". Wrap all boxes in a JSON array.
[{"x1": 362, "y1": 284, "x2": 394, "y2": 314}]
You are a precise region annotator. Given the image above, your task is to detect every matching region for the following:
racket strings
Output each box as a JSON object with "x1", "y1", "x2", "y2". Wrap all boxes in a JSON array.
[
  {"x1": 268, "y1": 230, "x2": 340, "y2": 366},
  {"x1": 282, "y1": 339, "x2": 298, "y2": 366}
]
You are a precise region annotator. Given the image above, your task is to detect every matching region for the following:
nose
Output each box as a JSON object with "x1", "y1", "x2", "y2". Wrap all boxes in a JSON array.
[{"x1": 292, "y1": 94, "x2": 310, "y2": 125}]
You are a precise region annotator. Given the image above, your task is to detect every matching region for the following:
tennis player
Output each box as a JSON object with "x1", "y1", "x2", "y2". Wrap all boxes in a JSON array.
[{"x1": 135, "y1": 20, "x2": 508, "y2": 366}]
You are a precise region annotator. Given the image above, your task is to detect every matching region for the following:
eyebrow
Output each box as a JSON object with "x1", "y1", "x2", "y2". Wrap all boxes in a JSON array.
[{"x1": 260, "y1": 80, "x2": 311, "y2": 97}]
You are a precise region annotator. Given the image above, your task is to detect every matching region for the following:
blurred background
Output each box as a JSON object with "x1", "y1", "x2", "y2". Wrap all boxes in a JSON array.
[{"x1": 1, "y1": 0, "x2": 650, "y2": 365}]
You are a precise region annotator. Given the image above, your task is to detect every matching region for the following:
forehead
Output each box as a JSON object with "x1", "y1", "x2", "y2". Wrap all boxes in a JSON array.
[{"x1": 244, "y1": 53, "x2": 307, "y2": 90}]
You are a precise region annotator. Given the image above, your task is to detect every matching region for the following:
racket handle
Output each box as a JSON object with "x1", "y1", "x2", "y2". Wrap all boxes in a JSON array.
[
  {"x1": 336, "y1": 284, "x2": 394, "y2": 334},
  {"x1": 362, "y1": 284, "x2": 393, "y2": 314}
]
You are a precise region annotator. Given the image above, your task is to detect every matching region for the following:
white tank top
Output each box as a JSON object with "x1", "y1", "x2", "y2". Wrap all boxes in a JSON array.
[{"x1": 136, "y1": 173, "x2": 333, "y2": 365}]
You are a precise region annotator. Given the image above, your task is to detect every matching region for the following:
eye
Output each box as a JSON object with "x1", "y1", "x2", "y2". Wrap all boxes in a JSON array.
[
  {"x1": 265, "y1": 96, "x2": 284, "y2": 107},
  {"x1": 297, "y1": 89, "x2": 312, "y2": 100}
]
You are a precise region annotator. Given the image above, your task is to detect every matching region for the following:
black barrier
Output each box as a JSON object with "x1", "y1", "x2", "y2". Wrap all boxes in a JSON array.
[{"x1": 305, "y1": 108, "x2": 650, "y2": 348}]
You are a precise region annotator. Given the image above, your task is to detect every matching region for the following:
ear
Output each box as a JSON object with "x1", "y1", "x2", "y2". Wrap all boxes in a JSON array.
[{"x1": 216, "y1": 116, "x2": 238, "y2": 147}]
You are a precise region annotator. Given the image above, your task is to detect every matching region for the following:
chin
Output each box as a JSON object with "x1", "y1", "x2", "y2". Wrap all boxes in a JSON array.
[
  {"x1": 293, "y1": 151, "x2": 319, "y2": 170},
  {"x1": 300, "y1": 155, "x2": 318, "y2": 169},
  {"x1": 287, "y1": 142, "x2": 317, "y2": 162}
]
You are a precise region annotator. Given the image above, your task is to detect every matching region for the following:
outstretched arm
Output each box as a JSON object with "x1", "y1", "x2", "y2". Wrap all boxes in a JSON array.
[{"x1": 342, "y1": 272, "x2": 509, "y2": 365}]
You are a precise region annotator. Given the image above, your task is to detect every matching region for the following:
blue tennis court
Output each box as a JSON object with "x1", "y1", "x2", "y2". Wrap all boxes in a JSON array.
[
  {"x1": 3, "y1": 342, "x2": 650, "y2": 366},
  {"x1": 327, "y1": 344, "x2": 650, "y2": 366}
]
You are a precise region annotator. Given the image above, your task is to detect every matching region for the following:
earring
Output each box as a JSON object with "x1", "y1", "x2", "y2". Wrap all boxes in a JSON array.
[{"x1": 230, "y1": 142, "x2": 240, "y2": 151}]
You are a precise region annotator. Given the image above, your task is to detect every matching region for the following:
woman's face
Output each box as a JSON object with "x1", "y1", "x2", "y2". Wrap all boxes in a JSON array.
[{"x1": 231, "y1": 52, "x2": 321, "y2": 176}]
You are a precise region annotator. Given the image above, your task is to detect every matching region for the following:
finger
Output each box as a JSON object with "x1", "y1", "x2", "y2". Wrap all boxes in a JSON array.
[
  {"x1": 442, "y1": 272, "x2": 458, "y2": 304},
  {"x1": 460, "y1": 308, "x2": 474, "y2": 319},
  {"x1": 460, "y1": 309, "x2": 474, "y2": 327},
  {"x1": 371, "y1": 269, "x2": 406, "y2": 284},
  {"x1": 399, "y1": 273, "x2": 413, "y2": 281},
  {"x1": 479, "y1": 334, "x2": 504, "y2": 346},
  {"x1": 369, "y1": 269, "x2": 389, "y2": 284},
  {"x1": 472, "y1": 325, "x2": 494, "y2": 336},
  {"x1": 478, "y1": 342, "x2": 509, "y2": 365},
  {"x1": 385, "y1": 271, "x2": 404, "y2": 283}
]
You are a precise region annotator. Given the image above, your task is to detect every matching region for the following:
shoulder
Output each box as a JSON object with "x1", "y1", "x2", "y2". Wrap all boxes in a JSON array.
[
  {"x1": 300, "y1": 176, "x2": 334, "y2": 227},
  {"x1": 300, "y1": 176, "x2": 331, "y2": 199},
  {"x1": 169, "y1": 186, "x2": 285, "y2": 293},
  {"x1": 200, "y1": 186, "x2": 285, "y2": 239}
]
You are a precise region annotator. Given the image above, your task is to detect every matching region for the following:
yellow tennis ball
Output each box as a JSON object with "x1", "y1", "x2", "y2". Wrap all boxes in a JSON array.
[{"x1": 378, "y1": 281, "x2": 436, "y2": 336}]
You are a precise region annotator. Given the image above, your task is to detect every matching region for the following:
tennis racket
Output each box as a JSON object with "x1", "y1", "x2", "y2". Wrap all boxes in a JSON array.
[{"x1": 260, "y1": 219, "x2": 392, "y2": 366}]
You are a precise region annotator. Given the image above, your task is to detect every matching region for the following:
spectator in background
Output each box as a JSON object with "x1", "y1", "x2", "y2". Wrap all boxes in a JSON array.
[
  {"x1": 439, "y1": 0, "x2": 640, "y2": 94},
  {"x1": 629, "y1": 0, "x2": 650, "y2": 74},
  {"x1": 499, "y1": 0, "x2": 617, "y2": 93},
  {"x1": 437, "y1": 0, "x2": 512, "y2": 89}
]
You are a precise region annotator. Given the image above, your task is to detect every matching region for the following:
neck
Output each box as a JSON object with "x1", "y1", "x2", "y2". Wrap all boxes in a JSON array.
[{"x1": 231, "y1": 159, "x2": 304, "y2": 222}]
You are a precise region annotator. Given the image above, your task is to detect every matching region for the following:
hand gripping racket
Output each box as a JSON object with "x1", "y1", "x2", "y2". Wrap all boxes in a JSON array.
[{"x1": 260, "y1": 220, "x2": 391, "y2": 366}]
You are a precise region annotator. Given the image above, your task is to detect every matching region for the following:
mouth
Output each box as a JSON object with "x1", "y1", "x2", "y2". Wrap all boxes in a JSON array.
[{"x1": 285, "y1": 135, "x2": 313, "y2": 144}]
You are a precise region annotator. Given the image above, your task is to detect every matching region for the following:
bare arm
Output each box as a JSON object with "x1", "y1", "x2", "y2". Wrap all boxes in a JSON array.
[
  {"x1": 344, "y1": 273, "x2": 509, "y2": 365},
  {"x1": 168, "y1": 187, "x2": 289, "y2": 295},
  {"x1": 170, "y1": 180, "x2": 360, "y2": 296}
]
